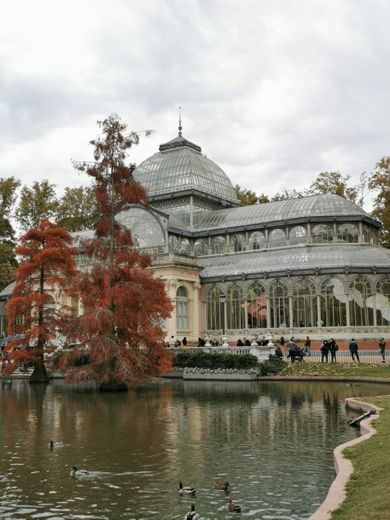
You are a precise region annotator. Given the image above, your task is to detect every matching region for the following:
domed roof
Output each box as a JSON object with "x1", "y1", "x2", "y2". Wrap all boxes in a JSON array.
[{"x1": 134, "y1": 134, "x2": 239, "y2": 205}]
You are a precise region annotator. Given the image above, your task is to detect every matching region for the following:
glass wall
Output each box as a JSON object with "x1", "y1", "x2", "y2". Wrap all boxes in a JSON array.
[
  {"x1": 227, "y1": 286, "x2": 245, "y2": 329},
  {"x1": 348, "y1": 277, "x2": 374, "y2": 326},
  {"x1": 268, "y1": 229, "x2": 286, "y2": 248},
  {"x1": 248, "y1": 231, "x2": 266, "y2": 250},
  {"x1": 337, "y1": 223, "x2": 359, "y2": 243},
  {"x1": 292, "y1": 279, "x2": 317, "y2": 327},
  {"x1": 269, "y1": 280, "x2": 289, "y2": 327},
  {"x1": 375, "y1": 277, "x2": 390, "y2": 325},
  {"x1": 289, "y1": 226, "x2": 307, "y2": 245},
  {"x1": 206, "y1": 286, "x2": 222, "y2": 330},
  {"x1": 320, "y1": 278, "x2": 347, "y2": 327},
  {"x1": 312, "y1": 224, "x2": 333, "y2": 243},
  {"x1": 247, "y1": 283, "x2": 267, "y2": 328}
]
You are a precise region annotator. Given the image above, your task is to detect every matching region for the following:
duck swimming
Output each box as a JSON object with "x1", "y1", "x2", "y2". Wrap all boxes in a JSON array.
[
  {"x1": 228, "y1": 499, "x2": 241, "y2": 513},
  {"x1": 213, "y1": 480, "x2": 230, "y2": 491},
  {"x1": 178, "y1": 481, "x2": 196, "y2": 495},
  {"x1": 70, "y1": 466, "x2": 91, "y2": 478},
  {"x1": 49, "y1": 440, "x2": 64, "y2": 450},
  {"x1": 184, "y1": 504, "x2": 199, "y2": 520}
]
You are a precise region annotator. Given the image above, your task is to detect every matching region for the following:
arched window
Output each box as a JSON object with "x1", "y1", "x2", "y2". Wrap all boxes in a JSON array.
[
  {"x1": 230, "y1": 234, "x2": 246, "y2": 252},
  {"x1": 247, "y1": 283, "x2": 267, "y2": 329},
  {"x1": 178, "y1": 238, "x2": 190, "y2": 255},
  {"x1": 269, "y1": 280, "x2": 289, "y2": 328},
  {"x1": 248, "y1": 231, "x2": 266, "y2": 250},
  {"x1": 289, "y1": 226, "x2": 307, "y2": 246},
  {"x1": 363, "y1": 225, "x2": 379, "y2": 245},
  {"x1": 337, "y1": 223, "x2": 359, "y2": 243},
  {"x1": 312, "y1": 224, "x2": 334, "y2": 243},
  {"x1": 176, "y1": 286, "x2": 189, "y2": 330},
  {"x1": 194, "y1": 239, "x2": 209, "y2": 256},
  {"x1": 320, "y1": 278, "x2": 347, "y2": 327},
  {"x1": 374, "y1": 277, "x2": 390, "y2": 325},
  {"x1": 292, "y1": 279, "x2": 317, "y2": 327},
  {"x1": 227, "y1": 286, "x2": 245, "y2": 330},
  {"x1": 349, "y1": 277, "x2": 373, "y2": 326},
  {"x1": 268, "y1": 229, "x2": 286, "y2": 248},
  {"x1": 212, "y1": 236, "x2": 225, "y2": 254},
  {"x1": 169, "y1": 235, "x2": 179, "y2": 253},
  {"x1": 206, "y1": 286, "x2": 222, "y2": 330}
]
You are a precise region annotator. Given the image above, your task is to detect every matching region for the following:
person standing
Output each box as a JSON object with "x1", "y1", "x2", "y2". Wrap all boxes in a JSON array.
[
  {"x1": 349, "y1": 338, "x2": 360, "y2": 362},
  {"x1": 320, "y1": 340, "x2": 329, "y2": 363},
  {"x1": 329, "y1": 338, "x2": 338, "y2": 363},
  {"x1": 182, "y1": 336, "x2": 187, "y2": 347},
  {"x1": 379, "y1": 338, "x2": 386, "y2": 363},
  {"x1": 303, "y1": 336, "x2": 311, "y2": 356},
  {"x1": 287, "y1": 337, "x2": 298, "y2": 363}
]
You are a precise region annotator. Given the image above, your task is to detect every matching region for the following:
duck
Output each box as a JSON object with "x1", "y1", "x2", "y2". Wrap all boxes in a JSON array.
[
  {"x1": 49, "y1": 440, "x2": 64, "y2": 450},
  {"x1": 70, "y1": 466, "x2": 91, "y2": 478},
  {"x1": 178, "y1": 481, "x2": 196, "y2": 495},
  {"x1": 228, "y1": 498, "x2": 241, "y2": 513},
  {"x1": 184, "y1": 503, "x2": 200, "y2": 520},
  {"x1": 213, "y1": 480, "x2": 230, "y2": 491}
]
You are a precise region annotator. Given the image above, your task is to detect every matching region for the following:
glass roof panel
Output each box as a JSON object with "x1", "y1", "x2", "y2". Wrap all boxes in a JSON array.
[
  {"x1": 198, "y1": 244, "x2": 390, "y2": 278},
  {"x1": 195, "y1": 194, "x2": 371, "y2": 230}
]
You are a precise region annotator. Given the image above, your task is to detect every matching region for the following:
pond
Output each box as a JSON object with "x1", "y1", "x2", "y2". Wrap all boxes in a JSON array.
[{"x1": 0, "y1": 379, "x2": 388, "y2": 519}]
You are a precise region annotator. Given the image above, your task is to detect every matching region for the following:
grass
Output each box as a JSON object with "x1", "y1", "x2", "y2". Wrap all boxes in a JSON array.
[
  {"x1": 279, "y1": 361, "x2": 390, "y2": 379},
  {"x1": 332, "y1": 395, "x2": 390, "y2": 520}
]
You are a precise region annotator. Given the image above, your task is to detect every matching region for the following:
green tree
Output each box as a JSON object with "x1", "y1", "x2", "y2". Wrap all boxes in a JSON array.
[
  {"x1": 57, "y1": 186, "x2": 98, "y2": 232},
  {"x1": 0, "y1": 177, "x2": 21, "y2": 290},
  {"x1": 368, "y1": 157, "x2": 390, "y2": 248},
  {"x1": 16, "y1": 180, "x2": 59, "y2": 232},
  {"x1": 234, "y1": 184, "x2": 270, "y2": 205},
  {"x1": 271, "y1": 188, "x2": 303, "y2": 201},
  {"x1": 306, "y1": 171, "x2": 358, "y2": 202}
]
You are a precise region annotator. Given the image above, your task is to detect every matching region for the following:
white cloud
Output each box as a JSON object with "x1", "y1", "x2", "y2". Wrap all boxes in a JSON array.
[{"x1": 0, "y1": 0, "x2": 389, "y2": 210}]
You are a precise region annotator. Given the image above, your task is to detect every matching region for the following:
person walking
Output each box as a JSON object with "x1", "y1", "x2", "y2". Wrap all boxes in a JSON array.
[
  {"x1": 349, "y1": 338, "x2": 360, "y2": 362},
  {"x1": 329, "y1": 338, "x2": 338, "y2": 363},
  {"x1": 379, "y1": 338, "x2": 386, "y2": 363},
  {"x1": 320, "y1": 340, "x2": 329, "y2": 363}
]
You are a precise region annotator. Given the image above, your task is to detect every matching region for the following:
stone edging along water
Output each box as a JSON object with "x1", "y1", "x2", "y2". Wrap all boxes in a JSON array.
[{"x1": 309, "y1": 397, "x2": 381, "y2": 520}]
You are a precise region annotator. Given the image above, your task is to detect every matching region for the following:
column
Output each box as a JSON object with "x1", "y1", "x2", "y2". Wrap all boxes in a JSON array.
[
  {"x1": 346, "y1": 296, "x2": 351, "y2": 327},
  {"x1": 317, "y1": 295, "x2": 322, "y2": 328},
  {"x1": 289, "y1": 296, "x2": 293, "y2": 328},
  {"x1": 266, "y1": 294, "x2": 271, "y2": 329}
]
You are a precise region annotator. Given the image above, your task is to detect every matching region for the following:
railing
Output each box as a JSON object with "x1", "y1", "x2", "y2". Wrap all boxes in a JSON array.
[{"x1": 301, "y1": 350, "x2": 389, "y2": 364}]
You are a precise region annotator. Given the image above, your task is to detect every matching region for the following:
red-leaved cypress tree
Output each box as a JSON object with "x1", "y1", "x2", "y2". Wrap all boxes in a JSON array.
[
  {"x1": 59, "y1": 114, "x2": 172, "y2": 391},
  {"x1": 5, "y1": 219, "x2": 78, "y2": 383}
]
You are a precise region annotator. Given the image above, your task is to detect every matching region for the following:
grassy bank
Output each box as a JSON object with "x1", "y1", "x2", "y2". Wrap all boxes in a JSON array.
[
  {"x1": 332, "y1": 395, "x2": 390, "y2": 520},
  {"x1": 280, "y1": 362, "x2": 390, "y2": 379}
]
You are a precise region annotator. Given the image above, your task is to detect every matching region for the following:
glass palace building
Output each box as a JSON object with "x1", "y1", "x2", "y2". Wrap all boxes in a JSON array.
[{"x1": 113, "y1": 128, "x2": 390, "y2": 343}]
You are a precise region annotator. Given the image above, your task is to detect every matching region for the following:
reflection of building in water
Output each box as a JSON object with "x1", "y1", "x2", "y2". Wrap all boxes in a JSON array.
[{"x1": 1, "y1": 123, "x2": 390, "y2": 342}]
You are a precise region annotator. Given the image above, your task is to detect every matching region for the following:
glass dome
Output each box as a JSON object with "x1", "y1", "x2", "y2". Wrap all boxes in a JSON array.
[{"x1": 134, "y1": 135, "x2": 239, "y2": 205}]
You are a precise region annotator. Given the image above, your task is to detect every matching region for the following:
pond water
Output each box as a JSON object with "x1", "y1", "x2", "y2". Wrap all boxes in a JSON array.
[{"x1": 0, "y1": 379, "x2": 388, "y2": 520}]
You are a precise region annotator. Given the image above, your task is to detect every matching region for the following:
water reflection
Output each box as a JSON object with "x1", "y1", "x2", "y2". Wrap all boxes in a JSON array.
[{"x1": 0, "y1": 380, "x2": 388, "y2": 519}]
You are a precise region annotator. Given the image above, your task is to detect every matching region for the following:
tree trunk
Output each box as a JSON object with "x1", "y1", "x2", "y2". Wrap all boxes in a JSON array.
[
  {"x1": 99, "y1": 381, "x2": 128, "y2": 392},
  {"x1": 29, "y1": 362, "x2": 49, "y2": 384}
]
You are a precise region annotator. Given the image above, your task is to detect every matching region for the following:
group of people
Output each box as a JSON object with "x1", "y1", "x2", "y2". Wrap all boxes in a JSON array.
[{"x1": 319, "y1": 338, "x2": 339, "y2": 363}]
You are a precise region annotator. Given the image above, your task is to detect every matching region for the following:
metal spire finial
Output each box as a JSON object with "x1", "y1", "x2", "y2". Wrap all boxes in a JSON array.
[{"x1": 178, "y1": 106, "x2": 182, "y2": 137}]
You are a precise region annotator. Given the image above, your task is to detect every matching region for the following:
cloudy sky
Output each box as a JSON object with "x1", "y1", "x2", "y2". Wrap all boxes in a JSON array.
[{"x1": 1, "y1": 0, "x2": 389, "y2": 207}]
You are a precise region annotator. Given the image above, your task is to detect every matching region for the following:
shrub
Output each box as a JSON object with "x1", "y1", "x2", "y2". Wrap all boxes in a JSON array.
[
  {"x1": 258, "y1": 355, "x2": 286, "y2": 376},
  {"x1": 173, "y1": 350, "x2": 258, "y2": 370}
]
